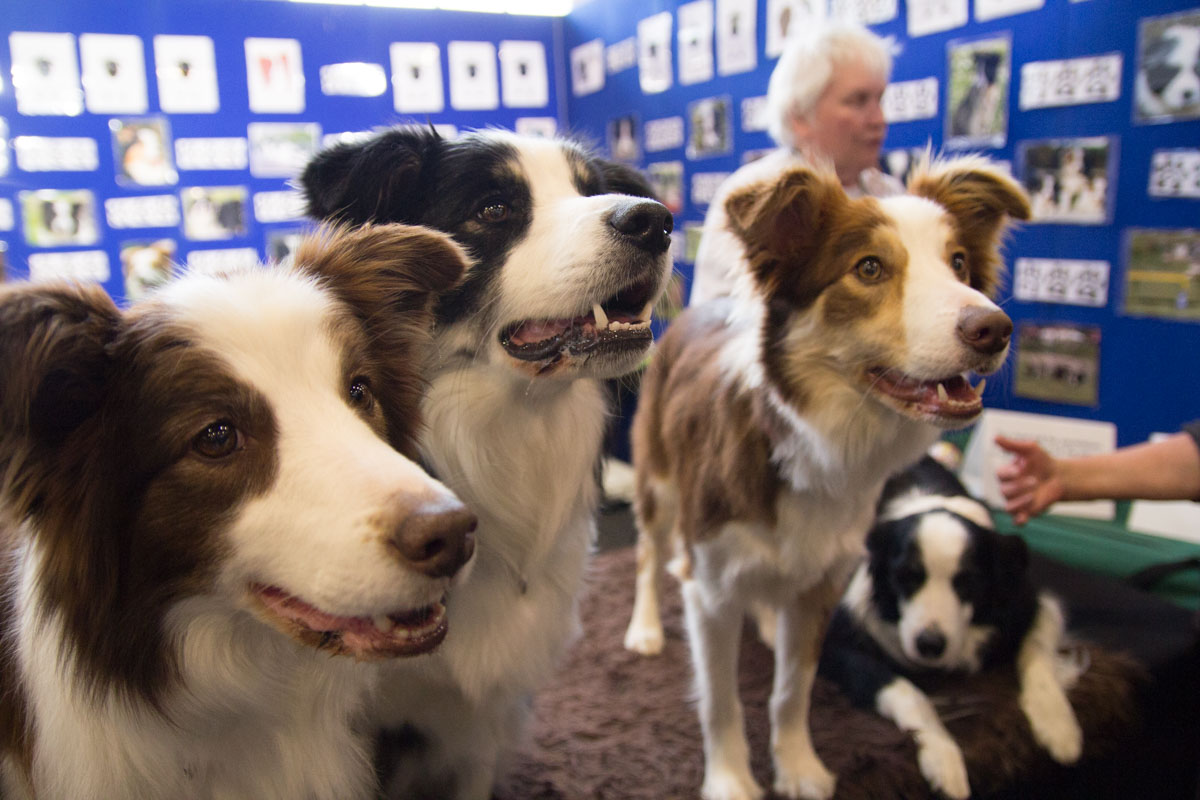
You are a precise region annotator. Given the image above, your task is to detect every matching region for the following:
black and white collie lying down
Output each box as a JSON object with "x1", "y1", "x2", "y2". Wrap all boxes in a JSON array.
[
  {"x1": 821, "y1": 455, "x2": 1084, "y2": 799},
  {"x1": 0, "y1": 224, "x2": 475, "y2": 799},
  {"x1": 300, "y1": 127, "x2": 673, "y2": 799}
]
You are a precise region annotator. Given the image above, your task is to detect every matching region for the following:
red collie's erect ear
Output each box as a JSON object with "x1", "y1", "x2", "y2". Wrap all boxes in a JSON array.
[
  {"x1": 907, "y1": 156, "x2": 1031, "y2": 298},
  {"x1": 724, "y1": 166, "x2": 847, "y2": 305}
]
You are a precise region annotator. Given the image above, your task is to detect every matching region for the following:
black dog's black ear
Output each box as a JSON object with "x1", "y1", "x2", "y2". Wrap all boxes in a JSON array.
[
  {"x1": 0, "y1": 283, "x2": 121, "y2": 514},
  {"x1": 597, "y1": 159, "x2": 656, "y2": 199},
  {"x1": 299, "y1": 127, "x2": 442, "y2": 225},
  {"x1": 985, "y1": 530, "x2": 1030, "y2": 585}
]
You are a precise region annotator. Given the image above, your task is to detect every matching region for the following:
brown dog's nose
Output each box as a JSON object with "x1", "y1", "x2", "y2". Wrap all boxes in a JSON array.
[
  {"x1": 956, "y1": 306, "x2": 1012, "y2": 355},
  {"x1": 391, "y1": 499, "x2": 477, "y2": 578}
]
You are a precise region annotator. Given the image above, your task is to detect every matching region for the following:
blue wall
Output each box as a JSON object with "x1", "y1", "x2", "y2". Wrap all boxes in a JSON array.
[{"x1": 564, "y1": 0, "x2": 1200, "y2": 448}]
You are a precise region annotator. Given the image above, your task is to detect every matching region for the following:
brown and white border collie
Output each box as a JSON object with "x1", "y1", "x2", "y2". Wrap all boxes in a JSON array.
[
  {"x1": 0, "y1": 224, "x2": 475, "y2": 799},
  {"x1": 301, "y1": 128, "x2": 673, "y2": 799},
  {"x1": 623, "y1": 157, "x2": 1030, "y2": 800}
]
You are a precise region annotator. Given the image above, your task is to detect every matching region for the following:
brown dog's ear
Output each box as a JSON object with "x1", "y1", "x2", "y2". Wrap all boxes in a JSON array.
[
  {"x1": 724, "y1": 166, "x2": 844, "y2": 303},
  {"x1": 907, "y1": 156, "x2": 1031, "y2": 298},
  {"x1": 0, "y1": 283, "x2": 121, "y2": 515}
]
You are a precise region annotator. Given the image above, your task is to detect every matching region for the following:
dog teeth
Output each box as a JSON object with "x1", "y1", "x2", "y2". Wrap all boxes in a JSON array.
[
  {"x1": 974, "y1": 378, "x2": 986, "y2": 397},
  {"x1": 592, "y1": 302, "x2": 609, "y2": 329},
  {"x1": 372, "y1": 614, "x2": 395, "y2": 633},
  {"x1": 936, "y1": 382, "x2": 949, "y2": 403}
]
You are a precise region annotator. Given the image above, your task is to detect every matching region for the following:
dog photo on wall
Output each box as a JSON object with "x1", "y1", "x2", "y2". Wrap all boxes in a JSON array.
[
  {"x1": 19, "y1": 188, "x2": 100, "y2": 247},
  {"x1": 1014, "y1": 321, "x2": 1101, "y2": 406},
  {"x1": 1122, "y1": 227, "x2": 1200, "y2": 322},
  {"x1": 111, "y1": 116, "x2": 178, "y2": 186},
  {"x1": 1136, "y1": 8, "x2": 1200, "y2": 123},
  {"x1": 1018, "y1": 136, "x2": 1114, "y2": 225},
  {"x1": 608, "y1": 114, "x2": 642, "y2": 162},
  {"x1": 686, "y1": 95, "x2": 733, "y2": 159},
  {"x1": 946, "y1": 35, "x2": 1011, "y2": 149}
]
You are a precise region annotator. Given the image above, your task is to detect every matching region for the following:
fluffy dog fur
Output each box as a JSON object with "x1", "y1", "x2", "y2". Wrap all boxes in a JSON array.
[
  {"x1": 624, "y1": 156, "x2": 1030, "y2": 800},
  {"x1": 822, "y1": 455, "x2": 1083, "y2": 799},
  {"x1": 300, "y1": 127, "x2": 673, "y2": 799},
  {"x1": 0, "y1": 224, "x2": 476, "y2": 799}
]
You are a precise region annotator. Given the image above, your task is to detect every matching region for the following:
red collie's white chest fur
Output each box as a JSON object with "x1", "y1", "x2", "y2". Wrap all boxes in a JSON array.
[
  {"x1": 0, "y1": 225, "x2": 474, "y2": 799},
  {"x1": 626, "y1": 157, "x2": 1029, "y2": 800}
]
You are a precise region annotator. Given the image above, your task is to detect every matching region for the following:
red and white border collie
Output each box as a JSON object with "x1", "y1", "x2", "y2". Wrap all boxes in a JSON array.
[
  {"x1": 0, "y1": 224, "x2": 475, "y2": 799},
  {"x1": 624, "y1": 157, "x2": 1029, "y2": 800},
  {"x1": 301, "y1": 128, "x2": 673, "y2": 799}
]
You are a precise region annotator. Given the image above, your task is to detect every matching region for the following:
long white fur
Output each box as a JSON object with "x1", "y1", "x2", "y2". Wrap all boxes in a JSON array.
[{"x1": 4, "y1": 268, "x2": 460, "y2": 800}]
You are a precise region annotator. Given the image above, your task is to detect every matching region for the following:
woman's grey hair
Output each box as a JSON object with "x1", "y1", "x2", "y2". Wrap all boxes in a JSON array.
[{"x1": 766, "y1": 21, "x2": 893, "y2": 149}]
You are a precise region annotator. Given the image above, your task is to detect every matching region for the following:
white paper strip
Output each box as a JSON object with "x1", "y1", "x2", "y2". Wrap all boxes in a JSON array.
[
  {"x1": 28, "y1": 250, "x2": 110, "y2": 283},
  {"x1": 14, "y1": 137, "x2": 99, "y2": 172},
  {"x1": 1013, "y1": 257, "x2": 1110, "y2": 307},
  {"x1": 253, "y1": 190, "x2": 307, "y2": 223},
  {"x1": 105, "y1": 195, "x2": 182, "y2": 229},
  {"x1": 881, "y1": 77, "x2": 939, "y2": 122},
  {"x1": 907, "y1": 0, "x2": 967, "y2": 37},
  {"x1": 644, "y1": 116, "x2": 686, "y2": 152},
  {"x1": 606, "y1": 38, "x2": 636, "y2": 75},
  {"x1": 175, "y1": 138, "x2": 249, "y2": 171},
  {"x1": 690, "y1": 171, "x2": 732, "y2": 206},
  {"x1": 1019, "y1": 54, "x2": 1122, "y2": 110},
  {"x1": 1149, "y1": 149, "x2": 1200, "y2": 199},
  {"x1": 975, "y1": 0, "x2": 1043, "y2": 21},
  {"x1": 319, "y1": 62, "x2": 387, "y2": 97}
]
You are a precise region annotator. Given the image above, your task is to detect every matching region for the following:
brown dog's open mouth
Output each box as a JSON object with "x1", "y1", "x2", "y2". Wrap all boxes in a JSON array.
[
  {"x1": 251, "y1": 584, "x2": 448, "y2": 660},
  {"x1": 499, "y1": 276, "x2": 658, "y2": 365},
  {"x1": 867, "y1": 369, "x2": 986, "y2": 422}
]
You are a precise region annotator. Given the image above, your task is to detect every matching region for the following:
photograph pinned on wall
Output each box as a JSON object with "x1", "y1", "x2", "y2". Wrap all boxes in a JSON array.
[
  {"x1": 19, "y1": 189, "x2": 100, "y2": 247},
  {"x1": 975, "y1": 0, "x2": 1043, "y2": 22},
  {"x1": 154, "y1": 35, "x2": 220, "y2": 114},
  {"x1": 120, "y1": 238, "x2": 177, "y2": 302},
  {"x1": 1013, "y1": 257, "x2": 1110, "y2": 307},
  {"x1": 716, "y1": 0, "x2": 757, "y2": 76},
  {"x1": 266, "y1": 228, "x2": 306, "y2": 266},
  {"x1": 319, "y1": 62, "x2": 387, "y2": 98},
  {"x1": 608, "y1": 115, "x2": 642, "y2": 163},
  {"x1": 638, "y1": 11, "x2": 674, "y2": 95},
  {"x1": 499, "y1": 40, "x2": 548, "y2": 109},
  {"x1": 945, "y1": 34, "x2": 1011, "y2": 148},
  {"x1": 390, "y1": 43, "x2": 444, "y2": 114},
  {"x1": 181, "y1": 186, "x2": 248, "y2": 242},
  {"x1": 1135, "y1": 8, "x2": 1200, "y2": 124},
  {"x1": 514, "y1": 117, "x2": 558, "y2": 139},
  {"x1": 677, "y1": 0, "x2": 715, "y2": 87},
  {"x1": 9, "y1": 32, "x2": 84, "y2": 116},
  {"x1": 1018, "y1": 136, "x2": 1114, "y2": 225},
  {"x1": 79, "y1": 33, "x2": 149, "y2": 114},
  {"x1": 247, "y1": 122, "x2": 322, "y2": 179},
  {"x1": 830, "y1": 0, "x2": 898, "y2": 26},
  {"x1": 1149, "y1": 148, "x2": 1200, "y2": 198},
  {"x1": 447, "y1": 41, "x2": 499, "y2": 111},
  {"x1": 908, "y1": 0, "x2": 968, "y2": 38},
  {"x1": 766, "y1": 0, "x2": 825, "y2": 58},
  {"x1": 1014, "y1": 322, "x2": 1101, "y2": 407},
  {"x1": 686, "y1": 95, "x2": 733, "y2": 160},
  {"x1": 683, "y1": 221, "x2": 705, "y2": 263},
  {"x1": 245, "y1": 38, "x2": 305, "y2": 114},
  {"x1": 0, "y1": 118, "x2": 9, "y2": 177},
  {"x1": 111, "y1": 117, "x2": 177, "y2": 187},
  {"x1": 569, "y1": 39, "x2": 605, "y2": 98},
  {"x1": 1122, "y1": 228, "x2": 1200, "y2": 322},
  {"x1": 647, "y1": 160, "x2": 684, "y2": 214},
  {"x1": 644, "y1": 116, "x2": 685, "y2": 152},
  {"x1": 881, "y1": 77, "x2": 939, "y2": 122}
]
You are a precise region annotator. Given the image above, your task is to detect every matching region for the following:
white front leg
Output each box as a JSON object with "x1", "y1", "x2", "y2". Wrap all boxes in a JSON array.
[{"x1": 1018, "y1": 594, "x2": 1083, "y2": 764}]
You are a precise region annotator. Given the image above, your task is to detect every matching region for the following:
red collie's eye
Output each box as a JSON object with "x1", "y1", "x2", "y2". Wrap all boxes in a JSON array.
[
  {"x1": 477, "y1": 202, "x2": 508, "y2": 223},
  {"x1": 193, "y1": 420, "x2": 240, "y2": 459},
  {"x1": 855, "y1": 257, "x2": 884, "y2": 282},
  {"x1": 951, "y1": 253, "x2": 968, "y2": 277},
  {"x1": 348, "y1": 377, "x2": 374, "y2": 409}
]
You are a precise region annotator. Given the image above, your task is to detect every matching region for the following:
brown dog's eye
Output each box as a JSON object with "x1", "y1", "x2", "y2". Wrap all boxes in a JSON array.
[
  {"x1": 193, "y1": 420, "x2": 240, "y2": 459},
  {"x1": 855, "y1": 256, "x2": 884, "y2": 283},
  {"x1": 951, "y1": 252, "x2": 968, "y2": 278},
  {"x1": 348, "y1": 376, "x2": 374, "y2": 410},
  {"x1": 477, "y1": 202, "x2": 508, "y2": 223}
]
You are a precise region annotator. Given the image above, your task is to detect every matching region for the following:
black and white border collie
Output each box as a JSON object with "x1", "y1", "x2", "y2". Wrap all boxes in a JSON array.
[
  {"x1": 624, "y1": 156, "x2": 1029, "y2": 800},
  {"x1": 821, "y1": 455, "x2": 1084, "y2": 799},
  {"x1": 300, "y1": 127, "x2": 673, "y2": 799},
  {"x1": 1137, "y1": 20, "x2": 1200, "y2": 119},
  {"x1": 0, "y1": 224, "x2": 475, "y2": 799}
]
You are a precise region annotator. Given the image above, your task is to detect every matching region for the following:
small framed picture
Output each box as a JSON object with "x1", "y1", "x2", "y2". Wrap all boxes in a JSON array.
[
  {"x1": 646, "y1": 160, "x2": 684, "y2": 214},
  {"x1": 20, "y1": 189, "x2": 100, "y2": 247},
  {"x1": 686, "y1": 95, "x2": 733, "y2": 160},
  {"x1": 120, "y1": 238, "x2": 177, "y2": 301},
  {"x1": 181, "y1": 186, "x2": 248, "y2": 241},
  {"x1": 1014, "y1": 322, "x2": 1101, "y2": 406},
  {"x1": 111, "y1": 117, "x2": 177, "y2": 186},
  {"x1": 1017, "y1": 136, "x2": 1115, "y2": 225},
  {"x1": 608, "y1": 114, "x2": 641, "y2": 163},
  {"x1": 1122, "y1": 228, "x2": 1200, "y2": 322},
  {"x1": 1135, "y1": 9, "x2": 1200, "y2": 124},
  {"x1": 946, "y1": 34, "x2": 1011, "y2": 148}
]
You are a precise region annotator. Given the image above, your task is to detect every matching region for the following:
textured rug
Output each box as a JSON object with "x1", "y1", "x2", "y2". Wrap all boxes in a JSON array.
[{"x1": 493, "y1": 545, "x2": 1144, "y2": 800}]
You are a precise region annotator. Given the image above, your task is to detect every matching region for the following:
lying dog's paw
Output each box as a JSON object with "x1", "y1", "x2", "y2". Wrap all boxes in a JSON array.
[
  {"x1": 623, "y1": 618, "x2": 665, "y2": 655},
  {"x1": 772, "y1": 753, "x2": 836, "y2": 800},
  {"x1": 1021, "y1": 675, "x2": 1084, "y2": 763},
  {"x1": 916, "y1": 732, "x2": 971, "y2": 800},
  {"x1": 701, "y1": 762, "x2": 764, "y2": 800}
]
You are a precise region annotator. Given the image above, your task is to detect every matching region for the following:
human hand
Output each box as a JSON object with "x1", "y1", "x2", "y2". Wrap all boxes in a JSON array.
[{"x1": 995, "y1": 436, "x2": 1065, "y2": 525}]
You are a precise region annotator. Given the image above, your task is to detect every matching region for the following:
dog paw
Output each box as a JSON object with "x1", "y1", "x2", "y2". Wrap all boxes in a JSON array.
[
  {"x1": 623, "y1": 620, "x2": 664, "y2": 655},
  {"x1": 773, "y1": 758, "x2": 836, "y2": 800},
  {"x1": 700, "y1": 764, "x2": 764, "y2": 800},
  {"x1": 916, "y1": 733, "x2": 971, "y2": 800},
  {"x1": 1021, "y1": 680, "x2": 1083, "y2": 764}
]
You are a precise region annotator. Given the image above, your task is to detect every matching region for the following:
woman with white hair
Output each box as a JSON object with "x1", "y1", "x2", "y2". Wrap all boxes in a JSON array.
[{"x1": 689, "y1": 21, "x2": 900, "y2": 304}]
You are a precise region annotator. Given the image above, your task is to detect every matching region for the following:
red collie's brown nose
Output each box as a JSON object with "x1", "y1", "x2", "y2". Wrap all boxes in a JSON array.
[
  {"x1": 608, "y1": 199, "x2": 674, "y2": 255},
  {"x1": 956, "y1": 306, "x2": 1012, "y2": 355},
  {"x1": 391, "y1": 501, "x2": 477, "y2": 578}
]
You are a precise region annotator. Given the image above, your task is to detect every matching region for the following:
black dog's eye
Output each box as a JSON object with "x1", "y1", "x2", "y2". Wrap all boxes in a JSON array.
[
  {"x1": 855, "y1": 256, "x2": 884, "y2": 283},
  {"x1": 477, "y1": 202, "x2": 509, "y2": 223},
  {"x1": 952, "y1": 572, "x2": 978, "y2": 599},
  {"x1": 951, "y1": 252, "x2": 968, "y2": 279},
  {"x1": 193, "y1": 420, "x2": 240, "y2": 459},
  {"x1": 348, "y1": 376, "x2": 374, "y2": 410}
]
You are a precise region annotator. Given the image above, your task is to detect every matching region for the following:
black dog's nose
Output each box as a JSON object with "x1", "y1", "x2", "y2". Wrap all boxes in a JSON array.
[
  {"x1": 957, "y1": 306, "x2": 1012, "y2": 355},
  {"x1": 915, "y1": 629, "x2": 947, "y2": 659},
  {"x1": 608, "y1": 199, "x2": 673, "y2": 255},
  {"x1": 391, "y1": 498, "x2": 477, "y2": 579}
]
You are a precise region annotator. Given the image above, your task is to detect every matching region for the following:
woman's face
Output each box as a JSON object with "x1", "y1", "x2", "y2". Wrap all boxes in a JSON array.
[{"x1": 791, "y1": 60, "x2": 889, "y2": 188}]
